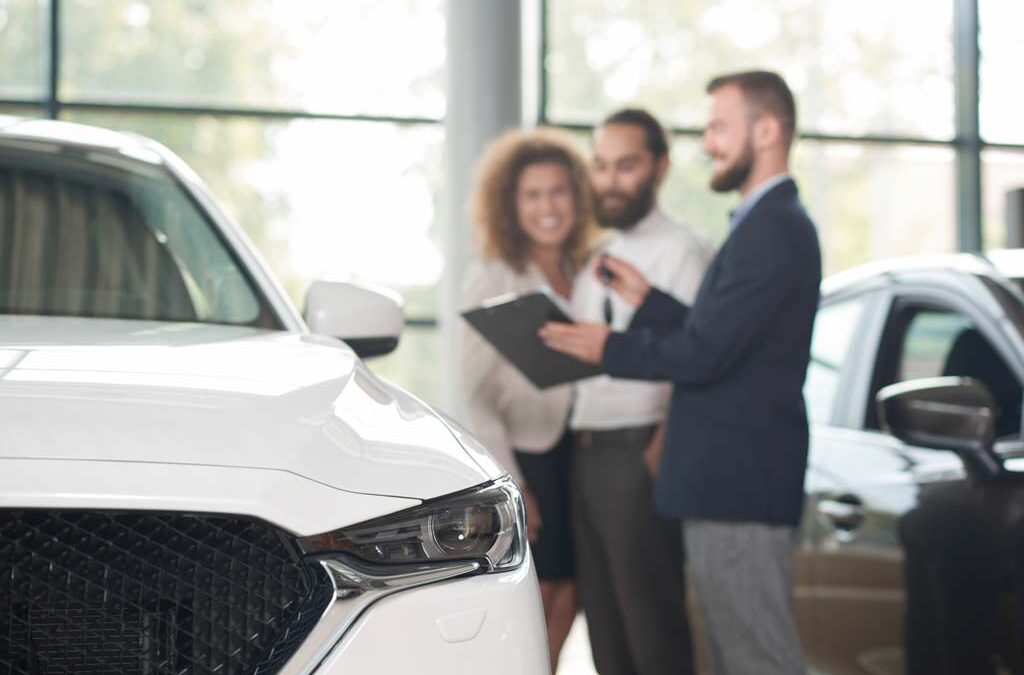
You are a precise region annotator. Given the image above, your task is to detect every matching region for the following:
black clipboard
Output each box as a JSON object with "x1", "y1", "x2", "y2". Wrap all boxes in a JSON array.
[{"x1": 462, "y1": 291, "x2": 603, "y2": 389}]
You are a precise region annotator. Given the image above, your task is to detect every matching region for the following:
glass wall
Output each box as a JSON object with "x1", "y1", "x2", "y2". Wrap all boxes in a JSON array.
[
  {"x1": 548, "y1": 0, "x2": 954, "y2": 139},
  {"x1": 544, "y1": 0, "x2": 1022, "y2": 276},
  {"x1": 980, "y1": 0, "x2": 1024, "y2": 145},
  {"x1": 2, "y1": 0, "x2": 446, "y2": 404},
  {"x1": 982, "y1": 150, "x2": 1024, "y2": 249},
  {"x1": 0, "y1": 0, "x2": 45, "y2": 100},
  {"x1": 63, "y1": 110, "x2": 445, "y2": 310},
  {"x1": 4, "y1": 0, "x2": 1024, "y2": 406},
  {"x1": 62, "y1": 1, "x2": 446, "y2": 118}
]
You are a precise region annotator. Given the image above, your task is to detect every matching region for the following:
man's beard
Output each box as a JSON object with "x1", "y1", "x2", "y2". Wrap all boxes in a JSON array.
[
  {"x1": 594, "y1": 176, "x2": 657, "y2": 231},
  {"x1": 710, "y1": 142, "x2": 754, "y2": 193}
]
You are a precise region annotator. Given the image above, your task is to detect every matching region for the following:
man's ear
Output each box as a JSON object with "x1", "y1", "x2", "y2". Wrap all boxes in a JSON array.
[
  {"x1": 654, "y1": 153, "x2": 670, "y2": 184},
  {"x1": 753, "y1": 115, "x2": 782, "y2": 150}
]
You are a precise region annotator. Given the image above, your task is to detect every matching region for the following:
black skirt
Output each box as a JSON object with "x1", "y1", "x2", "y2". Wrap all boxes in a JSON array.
[{"x1": 514, "y1": 429, "x2": 575, "y2": 581}]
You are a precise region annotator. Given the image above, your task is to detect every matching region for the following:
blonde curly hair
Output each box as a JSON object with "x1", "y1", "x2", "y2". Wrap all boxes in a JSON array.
[{"x1": 470, "y1": 127, "x2": 596, "y2": 274}]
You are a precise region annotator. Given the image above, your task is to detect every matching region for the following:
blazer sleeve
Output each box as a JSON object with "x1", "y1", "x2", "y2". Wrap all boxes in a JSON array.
[
  {"x1": 603, "y1": 213, "x2": 805, "y2": 386},
  {"x1": 628, "y1": 287, "x2": 690, "y2": 334},
  {"x1": 458, "y1": 261, "x2": 524, "y2": 487},
  {"x1": 627, "y1": 234, "x2": 711, "y2": 334}
]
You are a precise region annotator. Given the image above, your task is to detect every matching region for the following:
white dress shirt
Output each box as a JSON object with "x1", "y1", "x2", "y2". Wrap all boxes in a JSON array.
[
  {"x1": 570, "y1": 208, "x2": 714, "y2": 430},
  {"x1": 458, "y1": 256, "x2": 573, "y2": 486}
]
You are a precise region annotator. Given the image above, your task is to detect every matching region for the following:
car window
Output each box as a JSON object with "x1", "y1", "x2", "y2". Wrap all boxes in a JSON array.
[
  {"x1": 805, "y1": 296, "x2": 868, "y2": 425},
  {"x1": 0, "y1": 147, "x2": 278, "y2": 328},
  {"x1": 899, "y1": 310, "x2": 972, "y2": 380},
  {"x1": 871, "y1": 306, "x2": 1023, "y2": 438}
]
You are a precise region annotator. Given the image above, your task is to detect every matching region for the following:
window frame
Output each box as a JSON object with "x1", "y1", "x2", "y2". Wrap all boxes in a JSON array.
[
  {"x1": 810, "y1": 285, "x2": 891, "y2": 429},
  {"x1": 0, "y1": 0, "x2": 445, "y2": 330},
  {"x1": 536, "y1": 0, "x2": 1024, "y2": 253}
]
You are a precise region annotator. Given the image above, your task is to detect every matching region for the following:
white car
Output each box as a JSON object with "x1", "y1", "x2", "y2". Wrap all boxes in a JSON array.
[{"x1": 0, "y1": 118, "x2": 548, "y2": 674}]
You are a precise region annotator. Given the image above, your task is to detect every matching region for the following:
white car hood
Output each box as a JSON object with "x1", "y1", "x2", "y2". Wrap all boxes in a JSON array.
[{"x1": 0, "y1": 316, "x2": 501, "y2": 502}]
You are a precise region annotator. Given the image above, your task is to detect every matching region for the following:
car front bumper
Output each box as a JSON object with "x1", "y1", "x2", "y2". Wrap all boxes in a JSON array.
[{"x1": 308, "y1": 552, "x2": 549, "y2": 674}]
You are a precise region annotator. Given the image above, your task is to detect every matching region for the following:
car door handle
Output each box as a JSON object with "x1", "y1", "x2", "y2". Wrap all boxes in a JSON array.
[{"x1": 817, "y1": 495, "x2": 865, "y2": 532}]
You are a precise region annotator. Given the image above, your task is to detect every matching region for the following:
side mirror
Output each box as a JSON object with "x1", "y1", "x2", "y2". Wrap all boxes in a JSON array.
[
  {"x1": 304, "y1": 280, "x2": 404, "y2": 358},
  {"x1": 876, "y1": 376, "x2": 1003, "y2": 480}
]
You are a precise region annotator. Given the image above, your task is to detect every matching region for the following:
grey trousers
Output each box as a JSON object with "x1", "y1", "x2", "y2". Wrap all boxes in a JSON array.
[
  {"x1": 573, "y1": 427, "x2": 695, "y2": 675},
  {"x1": 685, "y1": 520, "x2": 805, "y2": 675}
]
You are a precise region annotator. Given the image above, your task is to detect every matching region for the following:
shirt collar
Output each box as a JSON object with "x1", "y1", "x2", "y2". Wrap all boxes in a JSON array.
[{"x1": 729, "y1": 173, "x2": 791, "y2": 231}]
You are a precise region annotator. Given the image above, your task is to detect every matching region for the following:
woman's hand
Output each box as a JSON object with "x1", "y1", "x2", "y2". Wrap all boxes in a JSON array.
[
  {"x1": 598, "y1": 254, "x2": 651, "y2": 308},
  {"x1": 523, "y1": 487, "x2": 543, "y2": 543}
]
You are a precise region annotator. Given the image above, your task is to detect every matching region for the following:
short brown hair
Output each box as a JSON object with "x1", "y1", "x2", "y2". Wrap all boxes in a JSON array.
[
  {"x1": 707, "y1": 70, "x2": 797, "y2": 146},
  {"x1": 471, "y1": 128, "x2": 595, "y2": 273}
]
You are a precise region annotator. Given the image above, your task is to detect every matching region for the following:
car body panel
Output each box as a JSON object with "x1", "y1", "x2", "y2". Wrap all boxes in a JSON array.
[
  {"x1": 0, "y1": 316, "x2": 497, "y2": 504},
  {"x1": 316, "y1": 555, "x2": 549, "y2": 674},
  {"x1": 0, "y1": 458, "x2": 419, "y2": 537}
]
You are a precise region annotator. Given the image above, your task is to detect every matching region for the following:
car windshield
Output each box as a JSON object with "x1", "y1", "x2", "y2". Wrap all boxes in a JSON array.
[{"x1": 0, "y1": 141, "x2": 279, "y2": 328}]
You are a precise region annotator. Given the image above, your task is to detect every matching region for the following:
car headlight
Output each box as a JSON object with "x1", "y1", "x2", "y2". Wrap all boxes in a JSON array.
[{"x1": 299, "y1": 478, "x2": 527, "y2": 588}]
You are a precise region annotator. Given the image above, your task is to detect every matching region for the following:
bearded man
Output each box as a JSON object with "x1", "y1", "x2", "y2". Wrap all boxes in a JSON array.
[{"x1": 567, "y1": 108, "x2": 712, "y2": 675}]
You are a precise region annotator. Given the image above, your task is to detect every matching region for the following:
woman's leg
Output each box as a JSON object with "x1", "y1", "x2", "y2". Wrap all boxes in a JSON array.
[{"x1": 540, "y1": 579, "x2": 577, "y2": 672}]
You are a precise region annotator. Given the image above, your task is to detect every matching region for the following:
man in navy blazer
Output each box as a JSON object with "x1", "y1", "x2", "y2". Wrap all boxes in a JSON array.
[{"x1": 541, "y1": 71, "x2": 820, "y2": 675}]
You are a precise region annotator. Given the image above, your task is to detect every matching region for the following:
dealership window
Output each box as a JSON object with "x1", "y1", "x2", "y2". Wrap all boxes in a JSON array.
[
  {"x1": 546, "y1": 0, "x2": 954, "y2": 139},
  {"x1": 1, "y1": 0, "x2": 446, "y2": 405},
  {"x1": 980, "y1": 0, "x2": 1024, "y2": 146},
  {"x1": 541, "y1": 0, "x2": 1023, "y2": 273},
  {"x1": 3, "y1": 0, "x2": 1024, "y2": 409},
  {"x1": 0, "y1": 0, "x2": 45, "y2": 100}
]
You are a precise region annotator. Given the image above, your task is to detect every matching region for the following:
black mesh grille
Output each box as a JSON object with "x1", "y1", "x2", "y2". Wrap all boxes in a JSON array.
[{"x1": 0, "y1": 510, "x2": 332, "y2": 675}]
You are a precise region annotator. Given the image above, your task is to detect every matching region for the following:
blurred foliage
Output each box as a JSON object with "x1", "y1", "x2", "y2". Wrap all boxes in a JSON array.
[
  {"x1": 547, "y1": 0, "x2": 954, "y2": 139},
  {"x1": 547, "y1": 1, "x2": 960, "y2": 274},
  {"x1": 58, "y1": 0, "x2": 293, "y2": 288},
  {"x1": 1, "y1": 0, "x2": 447, "y2": 403},
  {"x1": 0, "y1": 0, "x2": 44, "y2": 99},
  {"x1": 5, "y1": 0, "x2": 1021, "y2": 408}
]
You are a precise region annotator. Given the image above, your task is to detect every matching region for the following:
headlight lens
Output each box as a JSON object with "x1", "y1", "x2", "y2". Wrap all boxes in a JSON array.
[{"x1": 299, "y1": 478, "x2": 526, "y2": 573}]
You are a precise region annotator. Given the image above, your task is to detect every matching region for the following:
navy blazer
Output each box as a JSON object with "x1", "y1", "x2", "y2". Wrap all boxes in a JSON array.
[{"x1": 602, "y1": 179, "x2": 821, "y2": 526}]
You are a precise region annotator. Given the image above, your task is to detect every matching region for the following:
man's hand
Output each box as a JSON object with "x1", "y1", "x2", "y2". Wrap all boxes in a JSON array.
[
  {"x1": 538, "y1": 321, "x2": 611, "y2": 365},
  {"x1": 642, "y1": 424, "x2": 666, "y2": 479},
  {"x1": 598, "y1": 254, "x2": 651, "y2": 308}
]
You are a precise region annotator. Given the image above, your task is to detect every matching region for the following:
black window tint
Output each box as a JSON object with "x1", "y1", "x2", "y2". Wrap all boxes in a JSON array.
[
  {"x1": 0, "y1": 148, "x2": 274, "y2": 327},
  {"x1": 899, "y1": 310, "x2": 972, "y2": 381},
  {"x1": 883, "y1": 308, "x2": 1022, "y2": 438}
]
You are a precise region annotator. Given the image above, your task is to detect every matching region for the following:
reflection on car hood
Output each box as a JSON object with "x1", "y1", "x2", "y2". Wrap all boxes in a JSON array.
[{"x1": 0, "y1": 316, "x2": 499, "y2": 500}]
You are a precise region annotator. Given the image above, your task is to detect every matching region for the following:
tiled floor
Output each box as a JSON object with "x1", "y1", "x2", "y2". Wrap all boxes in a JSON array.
[{"x1": 555, "y1": 614, "x2": 598, "y2": 674}]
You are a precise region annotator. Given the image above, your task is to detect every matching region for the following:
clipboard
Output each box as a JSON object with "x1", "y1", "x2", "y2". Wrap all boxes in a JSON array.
[{"x1": 462, "y1": 291, "x2": 603, "y2": 389}]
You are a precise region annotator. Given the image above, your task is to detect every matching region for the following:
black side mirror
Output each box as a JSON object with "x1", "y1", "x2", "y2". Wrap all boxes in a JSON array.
[{"x1": 876, "y1": 376, "x2": 1004, "y2": 481}]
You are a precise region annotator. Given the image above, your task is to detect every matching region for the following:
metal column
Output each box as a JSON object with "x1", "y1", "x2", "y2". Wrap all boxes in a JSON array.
[
  {"x1": 954, "y1": 0, "x2": 982, "y2": 251},
  {"x1": 441, "y1": 0, "x2": 522, "y2": 415}
]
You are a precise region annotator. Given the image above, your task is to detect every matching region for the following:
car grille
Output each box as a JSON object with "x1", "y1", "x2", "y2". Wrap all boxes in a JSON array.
[{"x1": 0, "y1": 510, "x2": 332, "y2": 675}]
